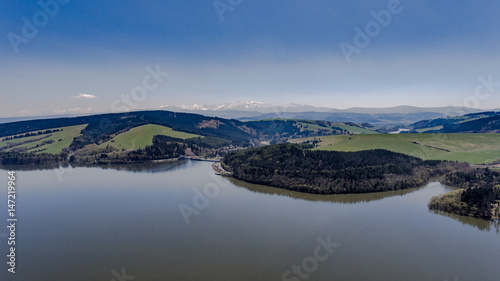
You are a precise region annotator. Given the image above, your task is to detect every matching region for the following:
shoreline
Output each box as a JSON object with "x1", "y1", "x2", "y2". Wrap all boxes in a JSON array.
[{"x1": 212, "y1": 161, "x2": 233, "y2": 176}]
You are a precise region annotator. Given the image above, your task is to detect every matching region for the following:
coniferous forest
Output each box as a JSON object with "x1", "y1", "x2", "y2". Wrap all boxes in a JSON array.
[{"x1": 429, "y1": 168, "x2": 500, "y2": 220}]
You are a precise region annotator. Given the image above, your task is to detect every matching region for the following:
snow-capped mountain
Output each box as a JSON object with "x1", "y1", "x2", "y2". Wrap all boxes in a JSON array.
[
  {"x1": 178, "y1": 101, "x2": 276, "y2": 111},
  {"x1": 161, "y1": 101, "x2": 332, "y2": 113}
]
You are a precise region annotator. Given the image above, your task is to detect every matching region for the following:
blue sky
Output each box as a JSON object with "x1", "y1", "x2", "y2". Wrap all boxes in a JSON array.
[{"x1": 1, "y1": 0, "x2": 500, "y2": 117}]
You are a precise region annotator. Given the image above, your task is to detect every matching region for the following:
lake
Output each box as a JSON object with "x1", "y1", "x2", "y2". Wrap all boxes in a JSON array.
[{"x1": 1, "y1": 160, "x2": 499, "y2": 281}]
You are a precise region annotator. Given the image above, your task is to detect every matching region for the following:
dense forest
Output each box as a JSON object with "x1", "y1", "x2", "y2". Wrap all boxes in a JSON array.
[
  {"x1": 125, "y1": 135, "x2": 231, "y2": 163},
  {"x1": 0, "y1": 151, "x2": 67, "y2": 165},
  {"x1": 429, "y1": 168, "x2": 500, "y2": 220},
  {"x1": 222, "y1": 143, "x2": 447, "y2": 194},
  {"x1": 1, "y1": 128, "x2": 62, "y2": 141}
]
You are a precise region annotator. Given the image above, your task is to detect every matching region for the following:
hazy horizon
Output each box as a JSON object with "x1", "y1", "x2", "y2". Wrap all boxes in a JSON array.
[{"x1": 1, "y1": 102, "x2": 497, "y2": 120}]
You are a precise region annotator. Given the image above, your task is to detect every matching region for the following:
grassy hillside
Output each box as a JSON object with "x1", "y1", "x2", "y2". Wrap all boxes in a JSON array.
[
  {"x1": 0, "y1": 111, "x2": 258, "y2": 150},
  {"x1": 0, "y1": 111, "x2": 378, "y2": 153},
  {"x1": 333, "y1": 123, "x2": 376, "y2": 134},
  {"x1": 252, "y1": 119, "x2": 377, "y2": 136},
  {"x1": 411, "y1": 111, "x2": 500, "y2": 133},
  {"x1": 0, "y1": 124, "x2": 87, "y2": 154},
  {"x1": 293, "y1": 120, "x2": 377, "y2": 134},
  {"x1": 290, "y1": 133, "x2": 500, "y2": 164},
  {"x1": 99, "y1": 124, "x2": 200, "y2": 150}
]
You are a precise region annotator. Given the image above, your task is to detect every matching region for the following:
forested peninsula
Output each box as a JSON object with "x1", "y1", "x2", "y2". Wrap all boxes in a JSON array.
[
  {"x1": 430, "y1": 168, "x2": 500, "y2": 220},
  {"x1": 222, "y1": 144, "x2": 500, "y2": 220}
]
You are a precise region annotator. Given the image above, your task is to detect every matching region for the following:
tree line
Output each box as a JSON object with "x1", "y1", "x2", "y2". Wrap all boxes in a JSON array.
[{"x1": 1, "y1": 128, "x2": 61, "y2": 141}]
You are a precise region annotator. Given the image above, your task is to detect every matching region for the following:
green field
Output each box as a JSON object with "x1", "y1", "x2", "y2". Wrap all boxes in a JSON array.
[
  {"x1": 333, "y1": 124, "x2": 376, "y2": 134},
  {"x1": 290, "y1": 133, "x2": 500, "y2": 164},
  {"x1": 0, "y1": 124, "x2": 87, "y2": 154},
  {"x1": 99, "y1": 124, "x2": 200, "y2": 150}
]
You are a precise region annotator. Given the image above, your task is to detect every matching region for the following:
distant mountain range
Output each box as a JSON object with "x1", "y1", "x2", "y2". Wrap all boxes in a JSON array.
[
  {"x1": 161, "y1": 101, "x2": 333, "y2": 113},
  {"x1": 2, "y1": 102, "x2": 495, "y2": 126},
  {"x1": 0, "y1": 114, "x2": 81, "y2": 124},
  {"x1": 160, "y1": 102, "x2": 490, "y2": 126},
  {"x1": 161, "y1": 101, "x2": 487, "y2": 115}
]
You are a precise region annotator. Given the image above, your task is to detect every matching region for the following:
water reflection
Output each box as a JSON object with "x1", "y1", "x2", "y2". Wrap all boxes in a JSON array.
[
  {"x1": 2, "y1": 159, "x2": 498, "y2": 232},
  {"x1": 230, "y1": 175, "x2": 500, "y2": 231},
  {"x1": 0, "y1": 163, "x2": 62, "y2": 171},
  {"x1": 93, "y1": 159, "x2": 190, "y2": 173},
  {"x1": 430, "y1": 209, "x2": 500, "y2": 233},
  {"x1": 0, "y1": 159, "x2": 190, "y2": 173},
  {"x1": 0, "y1": 160, "x2": 498, "y2": 281},
  {"x1": 227, "y1": 176, "x2": 424, "y2": 205}
]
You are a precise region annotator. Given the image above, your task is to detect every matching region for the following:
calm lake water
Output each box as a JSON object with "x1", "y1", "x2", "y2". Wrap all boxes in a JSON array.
[{"x1": 1, "y1": 160, "x2": 499, "y2": 281}]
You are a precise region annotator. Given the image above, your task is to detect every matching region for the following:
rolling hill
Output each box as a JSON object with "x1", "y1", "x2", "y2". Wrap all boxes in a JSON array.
[
  {"x1": 290, "y1": 133, "x2": 500, "y2": 164},
  {"x1": 2, "y1": 109, "x2": 499, "y2": 165},
  {"x1": 0, "y1": 111, "x2": 376, "y2": 152},
  {"x1": 98, "y1": 124, "x2": 201, "y2": 150},
  {"x1": 411, "y1": 111, "x2": 500, "y2": 133},
  {"x1": 0, "y1": 111, "x2": 379, "y2": 165},
  {"x1": 0, "y1": 111, "x2": 257, "y2": 149},
  {"x1": 0, "y1": 124, "x2": 87, "y2": 154}
]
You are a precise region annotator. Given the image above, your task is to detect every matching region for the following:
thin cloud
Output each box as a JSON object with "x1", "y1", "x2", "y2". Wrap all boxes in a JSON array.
[
  {"x1": 72, "y1": 93, "x2": 97, "y2": 99},
  {"x1": 54, "y1": 107, "x2": 94, "y2": 114}
]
